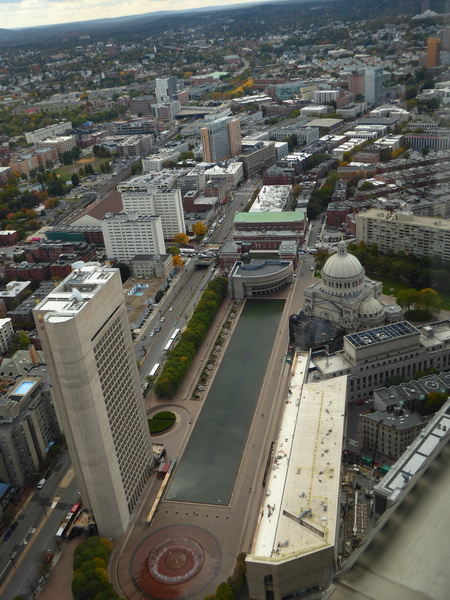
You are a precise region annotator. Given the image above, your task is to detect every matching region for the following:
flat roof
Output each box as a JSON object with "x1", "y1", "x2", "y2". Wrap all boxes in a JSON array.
[
  {"x1": 235, "y1": 212, "x2": 304, "y2": 223},
  {"x1": 230, "y1": 259, "x2": 291, "y2": 278},
  {"x1": 346, "y1": 322, "x2": 418, "y2": 348},
  {"x1": 329, "y1": 435, "x2": 450, "y2": 600},
  {"x1": 249, "y1": 354, "x2": 346, "y2": 563},
  {"x1": 34, "y1": 263, "x2": 115, "y2": 319},
  {"x1": 375, "y1": 400, "x2": 450, "y2": 504}
]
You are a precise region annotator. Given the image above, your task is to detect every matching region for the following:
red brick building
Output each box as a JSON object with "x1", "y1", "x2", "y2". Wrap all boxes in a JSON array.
[{"x1": 4, "y1": 262, "x2": 51, "y2": 282}]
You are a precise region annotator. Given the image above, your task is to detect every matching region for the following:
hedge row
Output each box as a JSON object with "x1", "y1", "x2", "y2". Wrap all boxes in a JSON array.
[
  {"x1": 72, "y1": 536, "x2": 123, "y2": 600},
  {"x1": 154, "y1": 277, "x2": 228, "y2": 398}
]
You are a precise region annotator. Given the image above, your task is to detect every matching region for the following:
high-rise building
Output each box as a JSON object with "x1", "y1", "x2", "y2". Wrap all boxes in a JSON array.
[
  {"x1": 34, "y1": 264, "x2": 153, "y2": 538},
  {"x1": 118, "y1": 176, "x2": 186, "y2": 239},
  {"x1": 200, "y1": 116, "x2": 242, "y2": 162},
  {"x1": 441, "y1": 28, "x2": 450, "y2": 52},
  {"x1": 364, "y1": 67, "x2": 384, "y2": 105},
  {"x1": 101, "y1": 213, "x2": 166, "y2": 262},
  {"x1": 155, "y1": 76, "x2": 178, "y2": 103},
  {"x1": 427, "y1": 37, "x2": 441, "y2": 68},
  {"x1": 347, "y1": 71, "x2": 365, "y2": 96}
]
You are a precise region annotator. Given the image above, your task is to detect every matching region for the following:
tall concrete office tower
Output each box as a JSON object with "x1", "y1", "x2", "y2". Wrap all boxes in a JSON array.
[
  {"x1": 200, "y1": 116, "x2": 242, "y2": 162},
  {"x1": 364, "y1": 67, "x2": 384, "y2": 106},
  {"x1": 34, "y1": 264, "x2": 153, "y2": 538}
]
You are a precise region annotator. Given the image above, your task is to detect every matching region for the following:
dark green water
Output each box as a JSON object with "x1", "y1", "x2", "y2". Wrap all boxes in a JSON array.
[{"x1": 166, "y1": 299, "x2": 285, "y2": 505}]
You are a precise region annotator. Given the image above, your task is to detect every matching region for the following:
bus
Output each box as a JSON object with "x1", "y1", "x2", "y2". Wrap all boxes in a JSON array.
[
  {"x1": 180, "y1": 248, "x2": 196, "y2": 256},
  {"x1": 170, "y1": 329, "x2": 181, "y2": 342},
  {"x1": 56, "y1": 503, "x2": 82, "y2": 540},
  {"x1": 149, "y1": 363, "x2": 161, "y2": 378},
  {"x1": 163, "y1": 339, "x2": 174, "y2": 353}
]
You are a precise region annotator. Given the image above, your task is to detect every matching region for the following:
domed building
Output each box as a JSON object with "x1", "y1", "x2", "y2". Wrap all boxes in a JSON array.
[{"x1": 290, "y1": 242, "x2": 402, "y2": 350}]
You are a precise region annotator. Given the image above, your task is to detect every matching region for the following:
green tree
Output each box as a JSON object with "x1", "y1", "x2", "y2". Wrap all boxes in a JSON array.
[
  {"x1": 117, "y1": 262, "x2": 131, "y2": 283},
  {"x1": 71, "y1": 173, "x2": 80, "y2": 187},
  {"x1": 216, "y1": 582, "x2": 236, "y2": 600},
  {"x1": 423, "y1": 392, "x2": 447, "y2": 415},
  {"x1": 62, "y1": 150, "x2": 74, "y2": 165},
  {"x1": 314, "y1": 248, "x2": 330, "y2": 266},
  {"x1": 396, "y1": 289, "x2": 420, "y2": 312},
  {"x1": 418, "y1": 288, "x2": 441, "y2": 316}
]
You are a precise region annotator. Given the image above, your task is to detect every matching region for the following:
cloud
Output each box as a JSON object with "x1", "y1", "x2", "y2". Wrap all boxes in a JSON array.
[{"x1": 0, "y1": 0, "x2": 260, "y2": 29}]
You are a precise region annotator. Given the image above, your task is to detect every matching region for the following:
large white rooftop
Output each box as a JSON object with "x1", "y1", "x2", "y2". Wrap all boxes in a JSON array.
[
  {"x1": 248, "y1": 353, "x2": 346, "y2": 564},
  {"x1": 34, "y1": 263, "x2": 115, "y2": 320}
]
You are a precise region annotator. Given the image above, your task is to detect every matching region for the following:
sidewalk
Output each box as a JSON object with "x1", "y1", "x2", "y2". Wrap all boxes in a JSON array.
[{"x1": 38, "y1": 537, "x2": 84, "y2": 600}]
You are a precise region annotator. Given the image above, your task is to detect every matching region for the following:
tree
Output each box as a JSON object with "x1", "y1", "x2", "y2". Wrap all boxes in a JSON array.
[
  {"x1": 396, "y1": 289, "x2": 420, "y2": 312},
  {"x1": 117, "y1": 262, "x2": 131, "y2": 283},
  {"x1": 192, "y1": 222, "x2": 207, "y2": 237},
  {"x1": 173, "y1": 233, "x2": 190, "y2": 246},
  {"x1": 35, "y1": 550, "x2": 52, "y2": 576},
  {"x1": 62, "y1": 150, "x2": 74, "y2": 165},
  {"x1": 173, "y1": 255, "x2": 184, "y2": 268},
  {"x1": 423, "y1": 392, "x2": 447, "y2": 415},
  {"x1": 314, "y1": 248, "x2": 330, "y2": 266},
  {"x1": 216, "y1": 582, "x2": 236, "y2": 600},
  {"x1": 71, "y1": 146, "x2": 81, "y2": 160},
  {"x1": 71, "y1": 174, "x2": 80, "y2": 187},
  {"x1": 418, "y1": 288, "x2": 441, "y2": 316}
]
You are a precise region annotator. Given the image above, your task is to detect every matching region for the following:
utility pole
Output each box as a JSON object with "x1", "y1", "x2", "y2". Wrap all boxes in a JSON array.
[{"x1": 8, "y1": 552, "x2": 16, "y2": 569}]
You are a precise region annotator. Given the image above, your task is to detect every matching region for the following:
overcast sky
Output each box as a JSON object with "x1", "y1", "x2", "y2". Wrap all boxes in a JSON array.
[{"x1": 2, "y1": 0, "x2": 266, "y2": 30}]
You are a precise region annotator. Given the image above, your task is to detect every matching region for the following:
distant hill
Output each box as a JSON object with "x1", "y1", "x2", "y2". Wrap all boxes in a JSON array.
[{"x1": 0, "y1": 0, "x2": 432, "y2": 47}]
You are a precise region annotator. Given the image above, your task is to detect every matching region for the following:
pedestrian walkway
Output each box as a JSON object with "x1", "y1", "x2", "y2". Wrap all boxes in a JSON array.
[
  {"x1": 111, "y1": 284, "x2": 298, "y2": 600},
  {"x1": 38, "y1": 538, "x2": 84, "y2": 600}
]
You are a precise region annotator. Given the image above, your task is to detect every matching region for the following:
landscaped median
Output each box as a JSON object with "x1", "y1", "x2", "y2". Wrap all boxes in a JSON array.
[
  {"x1": 154, "y1": 277, "x2": 228, "y2": 398},
  {"x1": 148, "y1": 411, "x2": 176, "y2": 434}
]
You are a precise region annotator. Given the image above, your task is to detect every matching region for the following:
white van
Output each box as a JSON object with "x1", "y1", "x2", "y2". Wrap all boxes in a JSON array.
[{"x1": 37, "y1": 478, "x2": 46, "y2": 489}]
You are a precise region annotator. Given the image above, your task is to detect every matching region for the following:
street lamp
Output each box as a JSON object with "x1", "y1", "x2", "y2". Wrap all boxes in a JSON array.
[{"x1": 8, "y1": 552, "x2": 16, "y2": 570}]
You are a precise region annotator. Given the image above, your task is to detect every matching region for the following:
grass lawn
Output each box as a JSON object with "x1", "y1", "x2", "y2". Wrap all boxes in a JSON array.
[
  {"x1": 148, "y1": 411, "x2": 176, "y2": 434},
  {"x1": 54, "y1": 157, "x2": 109, "y2": 182},
  {"x1": 375, "y1": 277, "x2": 450, "y2": 311}
]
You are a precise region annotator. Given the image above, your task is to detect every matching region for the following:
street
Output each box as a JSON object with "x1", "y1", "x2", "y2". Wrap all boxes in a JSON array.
[{"x1": 0, "y1": 452, "x2": 80, "y2": 600}]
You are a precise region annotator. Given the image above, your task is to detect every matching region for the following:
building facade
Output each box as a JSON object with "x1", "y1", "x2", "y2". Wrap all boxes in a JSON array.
[
  {"x1": 34, "y1": 264, "x2": 154, "y2": 538},
  {"x1": 364, "y1": 68, "x2": 384, "y2": 105},
  {"x1": 0, "y1": 373, "x2": 60, "y2": 487},
  {"x1": 355, "y1": 209, "x2": 450, "y2": 261},
  {"x1": 130, "y1": 254, "x2": 173, "y2": 279},
  {"x1": 119, "y1": 177, "x2": 186, "y2": 239},
  {"x1": 102, "y1": 213, "x2": 165, "y2": 263},
  {"x1": 200, "y1": 116, "x2": 242, "y2": 162}
]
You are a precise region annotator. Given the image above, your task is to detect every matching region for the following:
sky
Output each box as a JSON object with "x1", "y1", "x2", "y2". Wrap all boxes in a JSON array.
[{"x1": 1, "y1": 0, "x2": 267, "y2": 30}]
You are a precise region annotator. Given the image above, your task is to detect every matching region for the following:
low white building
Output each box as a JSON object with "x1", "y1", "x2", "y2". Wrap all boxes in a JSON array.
[
  {"x1": 247, "y1": 361, "x2": 347, "y2": 600},
  {"x1": 250, "y1": 185, "x2": 292, "y2": 213}
]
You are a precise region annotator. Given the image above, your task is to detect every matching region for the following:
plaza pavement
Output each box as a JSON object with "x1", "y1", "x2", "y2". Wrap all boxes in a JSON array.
[{"x1": 109, "y1": 268, "x2": 313, "y2": 600}]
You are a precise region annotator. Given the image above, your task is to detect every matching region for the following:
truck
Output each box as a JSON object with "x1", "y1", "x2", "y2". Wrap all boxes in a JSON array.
[{"x1": 152, "y1": 443, "x2": 166, "y2": 462}]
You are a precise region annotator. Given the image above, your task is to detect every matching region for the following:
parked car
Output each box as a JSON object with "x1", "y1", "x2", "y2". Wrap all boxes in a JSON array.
[{"x1": 3, "y1": 530, "x2": 11, "y2": 541}]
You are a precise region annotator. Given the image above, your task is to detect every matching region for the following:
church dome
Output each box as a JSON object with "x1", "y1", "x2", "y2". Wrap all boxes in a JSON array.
[
  {"x1": 358, "y1": 297, "x2": 383, "y2": 318},
  {"x1": 322, "y1": 241, "x2": 364, "y2": 280}
]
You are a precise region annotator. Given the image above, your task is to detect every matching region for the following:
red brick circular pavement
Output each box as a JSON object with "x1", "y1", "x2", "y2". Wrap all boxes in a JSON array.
[{"x1": 130, "y1": 524, "x2": 222, "y2": 599}]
